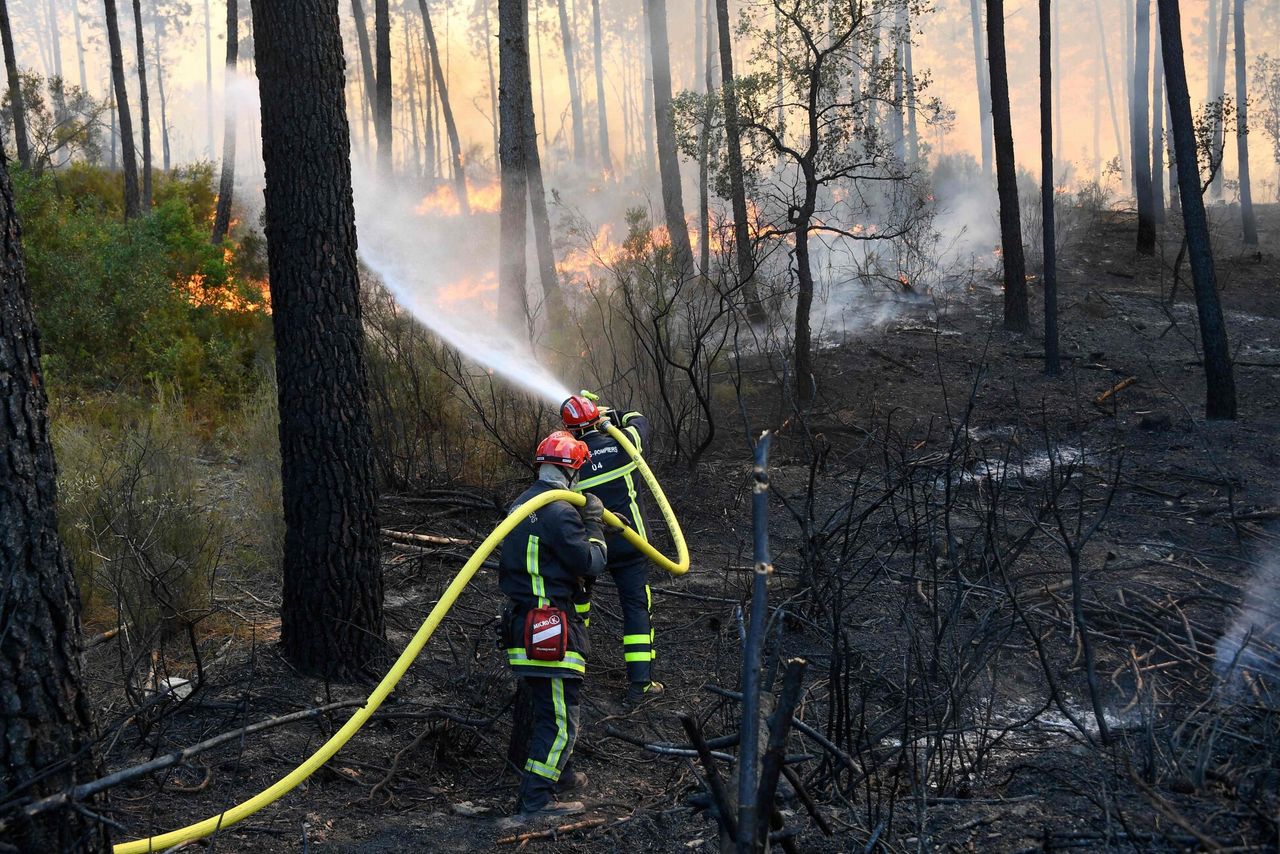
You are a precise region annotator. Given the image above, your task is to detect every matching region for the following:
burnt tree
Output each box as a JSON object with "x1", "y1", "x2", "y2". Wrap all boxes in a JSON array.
[
  {"x1": 1133, "y1": 0, "x2": 1155, "y2": 254},
  {"x1": 986, "y1": 0, "x2": 1028, "y2": 331},
  {"x1": 591, "y1": 0, "x2": 612, "y2": 175},
  {"x1": 967, "y1": 0, "x2": 992, "y2": 178},
  {"x1": 1233, "y1": 0, "x2": 1256, "y2": 245},
  {"x1": 0, "y1": 0, "x2": 30, "y2": 169},
  {"x1": 132, "y1": 0, "x2": 153, "y2": 209},
  {"x1": 0, "y1": 155, "x2": 110, "y2": 854},
  {"x1": 1041, "y1": 0, "x2": 1059, "y2": 375},
  {"x1": 556, "y1": 0, "x2": 585, "y2": 163},
  {"x1": 211, "y1": 0, "x2": 239, "y2": 244},
  {"x1": 374, "y1": 0, "x2": 392, "y2": 174},
  {"x1": 104, "y1": 0, "x2": 141, "y2": 218},
  {"x1": 645, "y1": 0, "x2": 695, "y2": 273},
  {"x1": 1157, "y1": 0, "x2": 1236, "y2": 419},
  {"x1": 250, "y1": 0, "x2": 387, "y2": 677},
  {"x1": 418, "y1": 0, "x2": 469, "y2": 214}
]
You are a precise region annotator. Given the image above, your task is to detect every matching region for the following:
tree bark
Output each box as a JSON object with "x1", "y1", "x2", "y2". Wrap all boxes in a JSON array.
[
  {"x1": 986, "y1": 0, "x2": 1028, "y2": 332},
  {"x1": 715, "y1": 0, "x2": 762, "y2": 320},
  {"x1": 644, "y1": 0, "x2": 694, "y2": 274},
  {"x1": 591, "y1": 0, "x2": 612, "y2": 176},
  {"x1": 153, "y1": 16, "x2": 171, "y2": 172},
  {"x1": 1151, "y1": 24, "x2": 1165, "y2": 222},
  {"x1": 351, "y1": 0, "x2": 377, "y2": 135},
  {"x1": 697, "y1": 0, "x2": 712, "y2": 277},
  {"x1": 521, "y1": 32, "x2": 564, "y2": 324},
  {"x1": 555, "y1": 0, "x2": 585, "y2": 163},
  {"x1": 250, "y1": 0, "x2": 387, "y2": 677},
  {"x1": 131, "y1": 0, "x2": 152, "y2": 209},
  {"x1": 1133, "y1": 0, "x2": 1155, "y2": 254},
  {"x1": 482, "y1": 0, "x2": 499, "y2": 167},
  {"x1": 1209, "y1": 0, "x2": 1229, "y2": 200},
  {"x1": 1041, "y1": 0, "x2": 1058, "y2": 376},
  {"x1": 0, "y1": 0, "x2": 31, "y2": 170},
  {"x1": 418, "y1": 0, "x2": 469, "y2": 214},
  {"x1": 498, "y1": 0, "x2": 529, "y2": 332},
  {"x1": 1233, "y1": 0, "x2": 1256, "y2": 245},
  {"x1": 212, "y1": 0, "x2": 238, "y2": 244},
  {"x1": 0, "y1": 154, "x2": 111, "y2": 854},
  {"x1": 1156, "y1": 0, "x2": 1236, "y2": 420},
  {"x1": 403, "y1": 9, "x2": 422, "y2": 178},
  {"x1": 374, "y1": 0, "x2": 392, "y2": 174},
  {"x1": 104, "y1": 0, "x2": 140, "y2": 218},
  {"x1": 967, "y1": 0, "x2": 992, "y2": 178}
]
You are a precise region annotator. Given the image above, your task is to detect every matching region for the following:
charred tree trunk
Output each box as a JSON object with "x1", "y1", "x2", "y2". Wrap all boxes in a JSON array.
[
  {"x1": 374, "y1": 0, "x2": 392, "y2": 174},
  {"x1": 1052, "y1": 0, "x2": 1062, "y2": 159},
  {"x1": 153, "y1": 16, "x2": 171, "y2": 172},
  {"x1": 0, "y1": 0, "x2": 30, "y2": 170},
  {"x1": 104, "y1": 0, "x2": 140, "y2": 217},
  {"x1": 0, "y1": 154, "x2": 111, "y2": 854},
  {"x1": 1209, "y1": 0, "x2": 1228, "y2": 200},
  {"x1": 403, "y1": 11, "x2": 422, "y2": 178},
  {"x1": 697, "y1": 0, "x2": 712, "y2": 277},
  {"x1": 521, "y1": 36, "x2": 564, "y2": 322},
  {"x1": 498, "y1": 0, "x2": 529, "y2": 332},
  {"x1": 1041, "y1": 0, "x2": 1058, "y2": 375},
  {"x1": 793, "y1": 183, "x2": 817, "y2": 402},
  {"x1": 986, "y1": 0, "x2": 1028, "y2": 332},
  {"x1": 715, "y1": 0, "x2": 762, "y2": 320},
  {"x1": 591, "y1": 0, "x2": 612, "y2": 176},
  {"x1": 250, "y1": 0, "x2": 387, "y2": 677},
  {"x1": 1151, "y1": 25, "x2": 1165, "y2": 222},
  {"x1": 644, "y1": 0, "x2": 694, "y2": 274},
  {"x1": 1157, "y1": 0, "x2": 1236, "y2": 420},
  {"x1": 1233, "y1": 0, "x2": 1256, "y2": 245},
  {"x1": 212, "y1": 0, "x2": 239, "y2": 244},
  {"x1": 132, "y1": 0, "x2": 153, "y2": 209},
  {"x1": 968, "y1": 0, "x2": 992, "y2": 179},
  {"x1": 418, "y1": 0, "x2": 468, "y2": 214},
  {"x1": 555, "y1": 0, "x2": 585, "y2": 164},
  {"x1": 351, "y1": 0, "x2": 377, "y2": 130},
  {"x1": 1133, "y1": 0, "x2": 1155, "y2": 254}
]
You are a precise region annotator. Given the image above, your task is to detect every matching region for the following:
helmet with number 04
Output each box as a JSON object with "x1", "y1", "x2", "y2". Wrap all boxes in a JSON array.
[
  {"x1": 560, "y1": 394, "x2": 601, "y2": 431},
  {"x1": 534, "y1": 430, "x2": 591, "y2": 470}
]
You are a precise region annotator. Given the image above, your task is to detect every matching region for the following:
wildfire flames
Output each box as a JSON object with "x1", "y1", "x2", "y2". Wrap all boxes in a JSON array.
[
  {"x1": 179, "y1": 244, "x2": 271, "y2": 314},
  {"x1": 415, "y1": 179, "x2": 503, "y2": 217}
]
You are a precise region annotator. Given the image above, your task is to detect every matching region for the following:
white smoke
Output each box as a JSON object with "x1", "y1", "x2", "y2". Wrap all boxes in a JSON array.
[{"x1": 1215, "y1": 557, "x2": 1280, "y2": 703}]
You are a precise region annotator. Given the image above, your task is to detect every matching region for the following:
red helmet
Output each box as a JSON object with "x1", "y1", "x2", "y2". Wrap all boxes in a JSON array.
[
  {"x1": 535, "y1": 430, "x2": 591, "y2": 470},
  {"x1": 560, "y1": 395, "x2": 601, "y2": 431}
]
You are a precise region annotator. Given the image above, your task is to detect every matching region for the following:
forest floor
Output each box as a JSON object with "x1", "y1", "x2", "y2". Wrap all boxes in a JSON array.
[{"x1": 91, "y1": 204, "x2": 1279, "y2": 853}]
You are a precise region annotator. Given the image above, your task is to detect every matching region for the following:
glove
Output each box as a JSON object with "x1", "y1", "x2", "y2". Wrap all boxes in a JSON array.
[{"x1": 579, "y1": 493, "x2": 605, "y2": 542}]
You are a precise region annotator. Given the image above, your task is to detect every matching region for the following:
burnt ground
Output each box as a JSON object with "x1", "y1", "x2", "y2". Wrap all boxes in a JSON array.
[{"x1": 93, "y1": 205, "x2": 1278, "y2": 852}]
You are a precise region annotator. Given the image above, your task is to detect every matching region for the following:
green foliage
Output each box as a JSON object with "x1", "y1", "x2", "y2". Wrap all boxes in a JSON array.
[
  {"x1": 14, "y1": 163, "x2": 270, "y2": 407},
  {"x1": 1, "y1": 73, "x2": 106, "y2": 171}
]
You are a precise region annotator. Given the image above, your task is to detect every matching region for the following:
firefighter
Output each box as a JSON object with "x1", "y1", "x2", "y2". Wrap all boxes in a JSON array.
[
  {"x1": 499, "y1": 430, "x2": 607, "y2": 819},
  {"x1": 560, "y1": 395, "x2": 663, "y2": 705}
]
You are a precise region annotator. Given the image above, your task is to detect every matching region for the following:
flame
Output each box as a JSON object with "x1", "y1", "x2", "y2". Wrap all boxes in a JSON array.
[
  {"x1": 438, "y1": 272, "x2": 498, "y2": 314},
  {"x1": 415, "y1": 179, "x2": 503, "y2": 217},
  {"x1": 177, "y1": 239, "x2": 271, "y2": 313}
]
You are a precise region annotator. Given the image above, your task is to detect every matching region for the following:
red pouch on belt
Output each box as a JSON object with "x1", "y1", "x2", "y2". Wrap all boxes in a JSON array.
[{"x1": 524, "y1": 606, "x2": 568, "y2": 661}]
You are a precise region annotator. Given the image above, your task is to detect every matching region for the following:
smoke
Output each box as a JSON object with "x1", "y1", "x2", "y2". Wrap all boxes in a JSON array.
[{"x1": 1215, "y1": 557, "x2": 1280, "y2": 701}]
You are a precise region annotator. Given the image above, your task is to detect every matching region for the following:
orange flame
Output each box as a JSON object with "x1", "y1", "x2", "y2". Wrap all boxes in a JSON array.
[{"x1": 415, "y1": 179, "x2": 503, "y2": 217}]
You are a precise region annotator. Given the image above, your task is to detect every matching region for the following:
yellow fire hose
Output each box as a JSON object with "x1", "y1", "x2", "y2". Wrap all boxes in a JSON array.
[{"x1": 113, "y1": 422, "x2": 686, "y2": 853}]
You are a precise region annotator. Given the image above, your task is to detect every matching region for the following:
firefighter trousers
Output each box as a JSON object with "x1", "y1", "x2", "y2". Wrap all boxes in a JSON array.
[
  {"x1": 574, "y1": 559, "x2": 655, "y2": 684},
  {"x1": 517, "y1": 675, "x2": 581, "y2": 811}
]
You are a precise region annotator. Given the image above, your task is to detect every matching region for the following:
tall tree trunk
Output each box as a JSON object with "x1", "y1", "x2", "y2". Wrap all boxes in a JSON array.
[
  {"x1": 534, "y1": 0, "x2": 548, "y2": 142},
  {"x1": 374, "y1": 0, "x2": 392, "y2": 174},
  {"x1": 0, "y1": 154, "x2": 112, "y2": 854},
  {"x1": 591, "y1": 0, "x2": 612, "y2": 176},
  {"x1": 968, "y1": 0, "x2": 992, "y2": 178},
  {"x1": 640, "y1": 12, "x2": 654, "y2": 175},
  {"x1": 0, "y1": 0, "x2": 31, "y2": 170},
  {"x1": 132, "y1": 0, "x2": 153, "y2": 209},
  {"x1": 523, "y1": 82, "x2": 563, "y2": 324},
  {"x1": 715, "y1": 0, "x2": 762, "y2": 319},
  {"x1": 1167, "y1": 95, "x2": 1179, "y2": 213},
  {"x1": 153, "y1": 16, "x2": 171, "y2": 172},
  {"x1": 204, "y1": 0, "x2": 213, "y2": 156},
  {"x1": 72, "y1": 0, "x2": 88, "y2": 92},
  {"x1": 556, "y1": 0, "x2": 585, "y2": 163},
  {"x1": 986, "y1": 0, "x2": 1028, "y2": 332},
  {"x1": 1041, "y1": 0, "x2": 1058, "y2": 375},
  {"x1": 644, "y1": 0, "x2": 694, "y2": 273},
  {"x1": 418, "y1": 20, "x2": 437, "y2": 178},
  {"x1": 403, "y1": 10, "x2": 422, "y2": 178},
  {"x1": 108, "y1": 73, "x2": 118, "y2": 169},
  {"x1": 1123, "y1": 0, "x2": 1134, "y2": 181},
  {"x1": 250, "y1": 0, "x2": 387, "y2": 677},
  {"x1": 1209, "y1": 0, "x2": 1229, "y2": 200},
  {"x1": 498, "y1": 0, "x2": 529, "y2": 332},
  {"x1": 1093, "y1": 0, "x2": 1126, "y2": 179},
  {"x1": 1052, "y1": 0, "x2": 1062, "y2": 159},
  {"x1": 47, "y1": 0, "x2": 66, "y2": 119},
  {"x1": 212, "y1": 0, "x2": 238, "y2": 244},
  {"x1": 904, "y1": 12, "x2": 918, "y2": 164},
  {"x1": 892, "y1": 5, "x2": 905, "y2": 162},
  {"x1": 1233, "y1": 0, "x2": 1256, "y2": 245},
  {"x1": 1133, "y1": 0, "x2": 1155, "y2": 254},
  {"x1": 419, "y1": 0, "x2": 468, "y2": 214},
  {"x1": 1152, "y1": 25, "x2": 1165, "y2": 222},
  {"x1": 104, "y1": 0, "x2": 140, "y2": 217},
  {"x1": 773, "y1": 2, "x2": 784, "y2": 137},
  {"x1": 697, "y1": 0, "x2": 711, "y2": 277},
  {"x1": 1156, "y1": 0, "x2": 1236, "y2": 420},
  {"x1": 482, "y1": 0, "x2": 499, "y2": 167},
  {"x1": 351, "y1": 0, "x2": 377, "y2": 158},
  {"x1": 793, "y1": 221, "x2": 816, "y2": 401}
]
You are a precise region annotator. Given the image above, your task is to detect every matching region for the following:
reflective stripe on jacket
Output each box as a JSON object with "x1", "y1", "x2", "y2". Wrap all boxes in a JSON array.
[{"x1": 574, "y1": 411, "x2": 651, "y2": 566}]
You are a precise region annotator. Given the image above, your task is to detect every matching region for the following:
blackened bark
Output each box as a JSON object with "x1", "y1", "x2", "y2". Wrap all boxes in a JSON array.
[
  {"x1": 418, "y1": 0, "x2": 469, "y2": 215},
  {"x1": 968, "y1": 0, "x2": 992, "y2": 178},
  {"x1": 1133, "y1": 0, "x2": 1155, "y2": 254},
  {"x1": 644, "y1": 0, "x2": 694, "y2": 274},
  {"x1": 0, "y1": 0, "x2": 31, "y2": 169},
  {"x1": 104, "y1": 0, "x2": 140, "y2": 218},
  {"x1": 351, "y1": 0, "x2": 377, "y2": 129},
  {"x1": 1152, "y1": 26, "x2": 1165, "y2": 222},
  {"x1": 1041, "y1": 0, "x2": 1058, "y2": 375},
  {"x1": 132, "y1": 0, "x2": 153, "y2": 209},
  {"x1": 250, "y1": 0, "x2": 387, "y2": 676},
  {"x1": 697, "y1": 0, "x2": 712, "y2": 277},
  {"x1": 986, "y1": 0, "x2": 1028, "y2": 332},
  {"x1": 0, "y1": 155, "x2": 111, "y2": 854},
  {"x1": 715, "y1": 0, "x2": 763, "y2": 319},
  {"x1": 212, "y1": 0, "x2": 239, "y2": 244},
  {"x1": 374, "y1": 0, "x2": 392, "y2": 174},
  {"x1": 591, "y1": 0, "x2": 612, "y2": 176},
  {"x1": 1234, "y1": 0, "x2": 1256, "y2": 245},
  {"x1": 555, "y1": 0, "x2": 585, "y2": 163},
  {"x1": 1157, "y1": 0, "x2": 1236, "y2": 420},
  {"x1": 498, "y1": 0, "x2": 529, "y2": 332}
]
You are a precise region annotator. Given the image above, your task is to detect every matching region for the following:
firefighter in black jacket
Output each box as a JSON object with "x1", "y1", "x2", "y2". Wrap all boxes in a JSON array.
[
  {"x1": 499, "y1": 430, "x2": 606, "y2": 818},
  {"x1": 560, "y1": 395, "x2": 663, "y2": 704}
]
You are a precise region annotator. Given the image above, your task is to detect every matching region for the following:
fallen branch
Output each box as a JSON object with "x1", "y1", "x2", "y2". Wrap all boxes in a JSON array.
[
  {"x1": 1094, "y1": 376, "x2": 1137, "y2": 408},
  {"x1": 496, "y1": 816, "x2": 607, "y2": 844},
  {"x1": 382, "y1": 529, "x2": 473, "y2": 547}
]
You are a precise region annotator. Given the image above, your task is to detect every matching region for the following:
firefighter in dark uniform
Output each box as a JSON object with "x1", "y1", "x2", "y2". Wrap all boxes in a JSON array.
[
  {"x1": 499, "y1": 430, "x2": 606, "y2": 818},
  {"x1": 560, "y1": 395, "x2": 663, "y2": 704}
]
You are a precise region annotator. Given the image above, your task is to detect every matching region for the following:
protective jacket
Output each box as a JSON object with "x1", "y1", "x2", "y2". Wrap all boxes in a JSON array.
[
  {"x1": 499, "y1": 479, "x2": 604, "y2": 678},
  {"x1": 574, "y1": 412, "x2": 651, "y2": 566}
]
